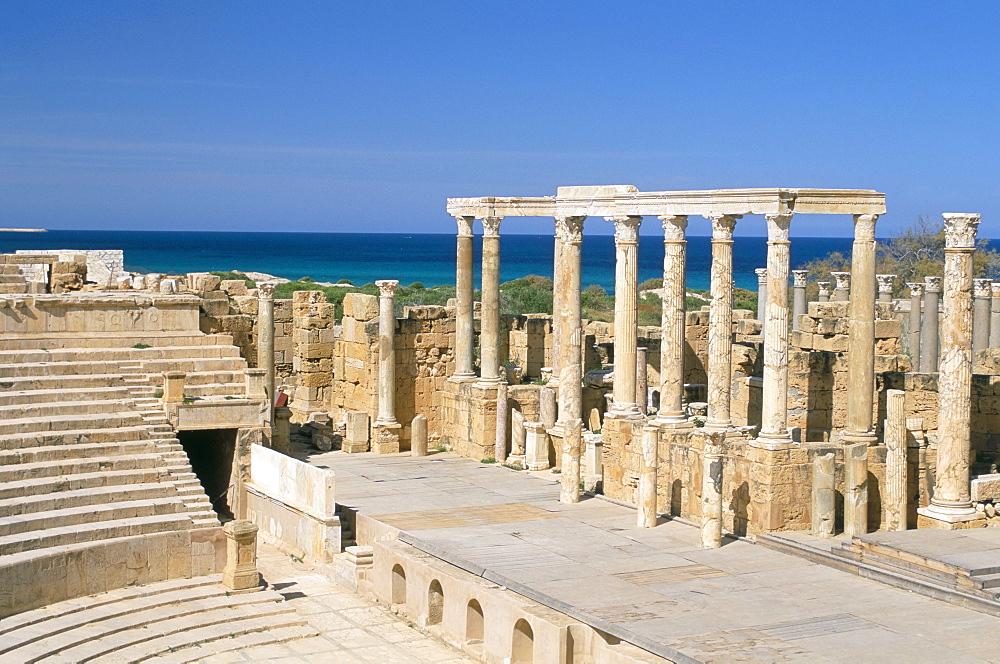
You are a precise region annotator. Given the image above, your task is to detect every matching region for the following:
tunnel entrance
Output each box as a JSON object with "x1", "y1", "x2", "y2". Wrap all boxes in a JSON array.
[{"x1": 177, "y1": 428, "x2": 238, "y2": 521}]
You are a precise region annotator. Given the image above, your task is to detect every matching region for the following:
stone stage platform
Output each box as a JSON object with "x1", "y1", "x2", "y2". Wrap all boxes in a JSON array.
[{"x1": 305, "y1": 450, "x2": 1000, "y2": 663}]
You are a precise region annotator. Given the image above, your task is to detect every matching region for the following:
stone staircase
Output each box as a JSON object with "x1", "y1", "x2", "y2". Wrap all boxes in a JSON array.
[
  {"x1": 0, "y1": 331, "x2": 257, "y2": 617},
  {"x1": 0, "y1": 264, "x2": 29, "y2": 295},
  {"x1": 0, "y1": 574, "x2": 318, "y2": 663}
]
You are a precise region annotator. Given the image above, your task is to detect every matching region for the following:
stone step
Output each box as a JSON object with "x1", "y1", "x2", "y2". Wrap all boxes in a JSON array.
[
  {"x1": 143, "y1": 624, "x2": 319, "y2": 663},
  {"x1": 0, "y1": 333, "x2": 236, "y2": 351},
  {"x1": 0, "y1": 274, "x2": 27, "y2": 283},
  {"x1": 0, "y1": 357, "x2": 245, "y2": 379},
  {"x1": 0, "y1": 452, "x2": 161, "y2": 484},
  {"x1": 0, "y1": 440, "x2": 159, "y2": 467},
  {"x1": 0, "y1": 482, "x2": 178, "y2": 518},
  {"x1": 0, "y1": 386, "x2": 132, "y2": 407},
  {"x1": 0, "y1": 398, "x2": 142, "y2": 421},
  {"x1": 0, "y1": 284, "x2": 28, "y2": 294},
  {"x1": 0, "y1": 345, "x2": 243, "y2": 365},
  {"x1": 0, "y1": 467, "x2": 165, "y2": 500},
  {"x1": 0, "y1": 373, "x2": 128, "y2": 391},
  {"x1": 0, "y1": 497, "x2": 189, "y2": 537},
  {"x1": 0, "y1": 513, "x2": 193, "y2": 556},
  {"x1": 0, "y1": 424, "x2": 158, "y2": 450},
  {"x1": 0, "y1": 412, "x2": 145, "y2": 436}
]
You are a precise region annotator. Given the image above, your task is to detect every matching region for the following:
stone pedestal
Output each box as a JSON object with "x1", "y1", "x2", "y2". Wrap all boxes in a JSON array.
[
  {"x1": 884, "y1": 389, "x2": 908, "y2": 531},
  {"x1": 812, "y1": 452, "x2": 836, "y2": 536},
  {"x1": 272, "y1": 406, "x2": 292, "y2": 455},
  {"x1": 706, "y1": 214, "x2": 740, "y2": 429},
  {"x1": 699, "y1": 431, "x2": 725, "y2": 549},
  {"x1": 584, "y1": 432, "x2": 603, "y2": 492},
  {"x1": 610, "y1": 216, "x2": 642, "y2": 417},
  {"x1": 222, "y1": 520, "x2": 261, "y2": 591},
  {"x1": 525, "y1": 421, "x2": 549, "y2": 470},
  {"x1": 844, "y1": 442, "x2": 868, "y2": 536},
  {"x1": 371, "y1": 421, "x2": 402, "y2": 455},
  {"x1": 343, "y1": 411, "x2": 370, "y2": 454},
  {"x1": 411, "y1": 414, "x2": 428, "y2": 457},
  {"x1": 637, "y1": 425, "x2": 658, "y2": 528},
  {"x1": 921, "y1": 276, "x2": 941, "y2": 372},
  {"x1": 245, "y1": 368, "x2": 267, "y2": 401},
  {"x1": 163, "y1": 371, "x2": 186, "y2": 403}
]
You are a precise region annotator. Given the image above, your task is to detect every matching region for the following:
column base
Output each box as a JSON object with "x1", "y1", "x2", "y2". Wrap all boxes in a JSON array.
[
  {"x1": 342, "y1": 440, "x2": 369, "y2": 454},
  {"x1": 917, "y1": 501, "x2": 982, "y2": 527},
  {"x1": 371, "y1": 421, "x2": 402, "y2": 454},
  {"x1": 448, "y1": 373, "x2": 478, "y2": 384},
  {"x1": 476, "y1": 377, "x2": 502, "y2": 389},
  {"x1": 606, "y1": 407, "x2": 644, "y2": 421},
  {"x1": 506, "y1": 454, "x2": 525, "y2": 469},
  {"x1": 654, "y1": 413, "x2": 694, "y2": 429},
  {"x1": 841, "y1": 430, "x2": 878, "y2": 446},
  {"x1": 751, "y1": 431, "x2": 796, "y2": 450}
]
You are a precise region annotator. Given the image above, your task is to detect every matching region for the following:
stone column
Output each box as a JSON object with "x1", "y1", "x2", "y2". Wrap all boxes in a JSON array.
[
  {"x1": 222, "y1": 520, "x2": 261, "y2": 590},
  {"x1": 272, "y1": 406, "x2": 292, "y2": 454},
  {"x1": 920, "y1": 213, "x2": 981, "y2": 524},
  {"x1": 756, "y1": 213, "x2": 793, "y2": 448},
  {"x1": 817, "y1": 281, "x2": 831, "y2": 302},
  {"x1": 832, "y1": 272, "x2": 851, "y2": 302},
  {"x1": 375, "y1": 280, "x2": 399, "y2": 425},
  {"x1": 755, "y1": 268, "x2": 768, "y2": 322},
  {"x1": 843, "y1": 214, "x2": 879, "y2": 447},
  {"x1": 411, "y1": 414, "x2": 428, "y2": 457},
  {"x1": 163, "y1": 371, "x2": 186, "y2": 403},
  {"x1": 257, "y1": 282, "x2": 277, "y2": 420},
  {"x1": 478, "y1": 216, "x2": 503, "y2": 385},
  {"x1": 844, "y1": 442, "x2": 868, "y2": 536},
  {"x1": 792, "y1": 270, "x2": 807, "y2": 331},
  {"x1": 495, "y1": 381, "x2": 508, "y2": 462},
  {"x1": 555, "y1": 216, "x2": 586, "y2": 504},
  {"x1": 876, "y1": 274, "x2": 896, "y2": 303},
  {"x1": 540, "y1": 386, "x2": 557, "y2": 430},
  {"x1": 656, "y1": 215, "x2": 690, "y2": 427},
  {"x1": 973, "y1": 278, "x2": 992, "y2": 356},
  {"x1": 884, "y1": 389, "x2": 908, "y2": 531},
  {"x1": 907, "y1": 282, "x2": 923, "y2": 363},
  {"x1": 637, "y1": 424, "x2": 659, "y2": 528},
  {"x1": 700, "y1": 431, "x2": 724, "y2": 549},
  {"x1": 453, "y1": 216, "x2": 476, "y2": 379},
  {"x1": 550, "y1": 233, "x2": 564, "y2": 387},
  {"x1": 920, "y1": 276, "x2": 941, "y2": 372},
  {"x1": 706, "y1": 214, "x2": 741, "y2": 429},
  {"x1": 636, "y1": 346, "x2": 648, "y2": 415},
  {"x1": 991, "y1": 283, "x2": 1000, "y2": 349},
  {"x1": 609, "y1": 215, "x2": 642, "y2": 417},
  {"x1": 811, "y1": 452, "x2": 835, "y2": 536}
]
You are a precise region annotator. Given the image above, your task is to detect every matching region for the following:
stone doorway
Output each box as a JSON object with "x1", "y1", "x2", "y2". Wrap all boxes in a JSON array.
[{"x1": 178, "y1": 428, "x2": 238, "y2": 521}]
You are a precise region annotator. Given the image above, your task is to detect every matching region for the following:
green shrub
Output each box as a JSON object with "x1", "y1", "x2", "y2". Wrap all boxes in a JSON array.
[{"x1": 210, "y1": 271, "x2": 256, "y2": 288}]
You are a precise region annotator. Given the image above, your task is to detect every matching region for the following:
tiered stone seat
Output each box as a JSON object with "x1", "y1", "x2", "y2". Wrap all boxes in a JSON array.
[
  {"x1": 0, "y1": 575, "x2": 317, "y2": 663},
  {"x1": 0, "y1": 264, "x2": 28, "y2": 294}
]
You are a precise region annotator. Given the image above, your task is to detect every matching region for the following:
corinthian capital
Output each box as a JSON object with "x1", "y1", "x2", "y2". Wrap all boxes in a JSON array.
[
  {"x1": 792, "y1": 270, "x2": 808, "y2": 288},
  {"x1": 481, "y1": 216, "x2": 503, "y2": 237},
  {"x1": 853, "y1": 214, "x2": 879, "y2": 241},
  {"x1": 924, "y1": 275, "x2": 942, "y2": 293},
  {"x1": 455, "y1": 215, "x2": 474, "y2": 237},
  {"x1": 942, "y1": 213, "x2": 981, "y2": 249},
  {"x1": 375, "y1": 279, "x2": 399, "y2": 297},
  {"x1": 765, "y1": 213, "x2": 793, "y2": 243},
  {"x1": 876, "y1": 274, "x2": 896, "y2": 294},
  {"x1": 659, "y1": 215, "x2": 688, "y2": 242},
  {"x1": 817, "y1": 281, "x2": 831, "y2": 297},
  {"x1": 906, "y1": 282, "x2": 924, "y2": 297},
  {"x1": 832, "y1": 272, "x2": 851, "y2": 290},
  {"x1": 258, "y1": 281, "x2": 277, "y2": 299},
  {"x1": 555, "y1": 216, "x2": 586, "y2": 244},
  {"x1": 706, "y1": 214, "x2": 740, "y2": 240},
  {"x1": 608, "y1": 216, "x2": 642, "y2": 243},
  {"x1": 974, "y1": 278, "x2": 993, "y2": 298},
  {"x1": 755, "y1": 268, "x2": 767, "y2": 284}
]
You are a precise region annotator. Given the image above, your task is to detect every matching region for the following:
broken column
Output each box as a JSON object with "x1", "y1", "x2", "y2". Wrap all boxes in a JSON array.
[
  {"x1": 479, "y1": 216, "x2": 503, "y2": 386},
  {"x1": 811, "y1": 452, "x2": 836, "y2": 536},
  {"x1": 920, "y1": 275, "x2": 941, "y2": 372},
  {"x1": 706, "y1": 214, "x2": 741, "y2": 429},
  {"x1": 832, "y1": 271, "x2": 850, "y2": 302},
  {"x1": 372, "y1": 280, "x2": 401, "y2": 453},
  {"x1": 792, "y1": 269, "x2": 807, "y2": 330},
  {"x1": 876, "y1": 274, "x2": 896, "y2": 303},
  {"x1": 222, "y1": 520, "x2": 261, "y2": 591},
  {"x1": 843, "y1": 214, "x2": 879, "y2": 448},
  {"x1": 844, "y1": 442, "x2": 868, "y2": 536},
  {"x1": 884, "y1": 389, "x2": 908, "y2": 531},
  {"x1": 272, "y1": 406, "x2": 292, "y2": 455},
  {"x1": 510, "y1": 409, "x2": 526, "y2": 467},
  {"x1": 756, "y1": 213, "x2": 794, "y2": 449},
  {"x1": 411, "y1": 414, "x2": 428, "y2": 457},
  {"x1": 525, "y1": 421, "x2": 549, "y2": 470},
  {"x1": 257, "y1": 281, "x2": 277, "y2": 420},
  {"x1": 453, "y1": 215, "x2": 476, "y2": 379},
  {"x1": 637, "y1": 424, "x2": 659, "y2": 528},
  {"x1": 974, "y1": 278, "x2": 992, "y2": 356},
  {"x1": 655, "y1": 215, "x2": 690, "y2": 427},
  {"x1": 636, "y1": 346, "x2": 648, "y2": 415},
  {"x1": 920, "y1": 213, "x2": 981, "y2": 526},
  {"x1": 907, "y1": 282, "x2": 923, "y2": 363},
  {"x1": 609, "y1": 215, "x2": 642, "y2": 417},
  {"x1": 495, "y1": 381, "x2": 509, "y2": 462},
  {"x1": 700, "y1": 430, "x2": 725, "y2": 549},
  {"x1": 555, "y1": 216, "x2": 586, "y2": 504}
]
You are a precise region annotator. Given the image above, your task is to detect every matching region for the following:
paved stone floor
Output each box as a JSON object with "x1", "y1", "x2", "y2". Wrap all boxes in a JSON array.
[
  {"x1": 197, "y1": 542, "x2": 473, "y2": 663},
  {"x1": 307, "y1": 450, "x2": 1000, "y2": 663}
]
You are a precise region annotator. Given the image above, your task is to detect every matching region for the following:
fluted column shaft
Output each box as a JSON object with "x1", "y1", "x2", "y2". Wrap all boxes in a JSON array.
[
  {"x1": 907, "y1": 283, "x2": 923, "y2": 362},
  {"x1": 556, "y1": 216, "x2": 586, "y2": 504},
  {"x1": 921, "y1": 276, "x2": 941, "y2": 372},
  {"x1": 610, "y1": 216, "x2": 642, "y2": 417},
  {"x1": 375, "y1": 280, "x2": 399, "y2": 424},
  {"x1": 844, "y1": 214, "x2": 878, "y2": 445},
  {"x1": 478, "y1": 217, "x2": 503, "y2": 385},
  {"x1": 454, "y1": 216, "x2": 476, "y2": 378},
  {"x1": 706, "y1": 215, "x2": 740, "y2": 428},
  {"x1": 656, "y1": 215, "x2": 689, "y2": 425},
  {"x1": 923, "y1": 213, "x2": 981, "y2": 522},
  {"x1": 758, "y1": 213, "x2": 793, "y2": 445},
  {"x1": 550, "y1": 235, "x2": 564, "y2": 386},
  {"x1": 257, "y1": 282, "x2": 276, "y2": 423}
]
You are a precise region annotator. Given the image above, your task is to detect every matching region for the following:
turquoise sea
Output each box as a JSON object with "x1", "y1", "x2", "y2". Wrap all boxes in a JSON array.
[{"x1": 0, "y1": 231, "x2": 858, "y2": 293}]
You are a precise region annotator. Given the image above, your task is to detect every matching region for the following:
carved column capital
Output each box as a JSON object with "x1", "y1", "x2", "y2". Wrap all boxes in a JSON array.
[
  {"x1": 924, "y1": 275, "x2": 942, "y2": 293},
  {"x1": 755, "y1": 268, "x2": 768, "y2": 285},
  {"x1": 608, "y1": 216, "x2": 642, "y2": 243},
  {"x1": 659, "y1": 215, "x2": 688, "y2": 242},
  {"x1": 992, "y1": 283, "x2": 1000, "y2": 298},
  {"x1": 853, "y1": 214, "x2": 879, "y2": 241},
  {"x1": 907, "y1": 282, "x2": 924, "y2": 297},
  {"x1": 375, "y1": 279, "x2": 399, "y2": 297},
  {"x1": 706, "y1": 214, "x2": 740, "y2": 240},
  {"x1": 817, "y1": 282, "x2": 831, "y2": 297},
  {"x1": 974, "y1": 278, "x2": 993, "y2": 299},
  {"x1": 943, "y1": 213, "x2": 981, "y2": 249},
  {"x1": 876, "y1": 274, "x2": 896, "y2": 294},
  {"x1": 832, "y1": 272, "x2": 851, "y2": 290},
  {"x1": 258, "y1": 281, "x2": 277, "y2": 299},
  {"x1": 765, "y1": 213, "x2": 793, "y2": 243},
  {"x1": 792, "y1": 270, "x2": 808, "y2": 288},
  {"x1": 481, "y1": 216, "x2": 503, "y2": 237},
  {"x1": 555, "y1": 216, "x2": 586, "y2": 244},
  {"x1": 455, "y1": 215, "x2": 474, "y2": 237}
]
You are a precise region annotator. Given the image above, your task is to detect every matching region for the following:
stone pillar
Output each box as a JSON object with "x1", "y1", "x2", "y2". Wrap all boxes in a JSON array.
[
  {"x1": 525, "y1": 422, "x2": 549, "y2": 471},
  {"x1": 411, "y1": 414, "x2": 428, "y2": 457},
  {"x1": 453, "y1": 216, "x2": 476, "y2": 379},
  {"x1": 700, "y1": 431, "x2": 724, "y2": 549},
  {"x1": 540, "y1": 386, "x2": 557, "y2": 430},
  {"x1": 222, "y1": 520, "x2": 261, "y2": 591},
  {"x1": 756, "y1": 213, "x2": 793, "y2": 448},
  {"x1": 920, "y1": 214, "x2": 981, "y2": 525},
  {"x1": 637, "y1": 425, "x2": 659, "y2": 528},
  {"x1": 584, "y1": 433, "x2": 603, "y2": 491},
  {"x1": 991, "y1": 283, "x2": 1000, "y2": 349},
  {"x1": 832, "y1": 272, "x2": 850, "y2": 302},
  {"x1": 817, "y1": 281, "x2": 831, "y2": 302},
  {"x1": 609, "y1": 215, "x2": 642, "y2": 417},
  {"x1": 843, "y1": 214, "x2": 879, "y2": 447},
  {"x1": 375, "y1": 280, "x2": 399, "y2": 426},
  {"x1": 811, "y1": 452, "x2": 835, "y2": 536},
  {"x1": 884, "y1": 389, "x2": 908, "y2": 531},
  {"x1": 920, "y1": 276, "x2": 941, "y2": 372},
  {"x1": 792, "y1": 270, "x2": 807, "y2": 331},
  {"x1": 755, "y1": 268, "x2": 768, "y2": 322},
  {"x1": 550, "y1": 233, "x2": 563, "y2": 387},
  {"x1": 272, "y1": 406, "x2": 292, "y2": 455},
  {"x1": 245, "y1": 369, "x2": 267, "y2": 401},
  {"x1": 257, "y1": 282, "x2": 277, "y2": 420},
  {"x1": 876, "y1": 274, "x2": 896, "y2": 303},
  {"x1": 495, "y1": 381, "x2": 509, "y2": 462},
  {"x1": 636, "y1": 346, "x2": 648, "y2": 415},
  {"x1": 479, "y1": 216, "x2": 503, "y2": 385},
  {"x1": 163, "y1": 371, "x2": 186, "y2": 403},
  {"x1": 907, "y1": 282, "x2": 923, "y2": 363},
  {"x1": 973, "y1": 278, "x2": 992, "y2": 356},
  {"x1": 555, "y1": 216, "x2": 586, "y2": 503},
  {"x1": 706, "y1": 214, "x2": 741, "y2": 429},
  {"x1": 656, "y1": 215, "x2": 690, "y2": 427},
  {"x1": 343, "y1": 411, "x2": 370, "y2": 454},
  {"x1": 844, "y1": 442, "x2": 868, "y2": 536}
]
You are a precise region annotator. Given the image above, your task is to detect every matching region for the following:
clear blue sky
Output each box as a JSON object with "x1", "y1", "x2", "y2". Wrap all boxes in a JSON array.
[{"x1": 1, "y1": 2, "x2": 998, "y2": 237}]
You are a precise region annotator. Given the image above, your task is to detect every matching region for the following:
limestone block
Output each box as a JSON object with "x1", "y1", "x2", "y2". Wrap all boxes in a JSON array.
[
  {"x1": 808, "y1": 301, "x2": 849, "y2": 318},
  {"x1": 874, "y1": 319, "x2": 902, "y2": 338},
  {"x1": 200, "y1": 298, "x2": 230, "y2": 317},
  {"x1": 343, "y1": 293, "x2": 379, "y2": 321},
  {"x1": 300, "y1": 371, "x2": 332, "y2": 388},
  {"x1": 971, "y1": 474, "x2": 1000, "y2": 501},
  {"x1": 816, "y1": 317, "x2": 847, "y2": 335},
  {"x1": 874, "y1": 355, "x2": 899, "y2": 373},
  {"x1": 160, "y1": 279, "x2": 178, "y2": 294},
  {"x1": 232, "y1": 295, "x2": 258, "y2": 315},
  {"x1": 813, "y1": 334, "x2": 848, "y2": 353},
  {"x1": 403, "y1": 305, "x2": 447, "y2": 320},
  {"x1": 220, "y1": 279, "x2": 248, "y2": 296},
  {"x1": 789, "y1": 330, "x2": 814, "y2": 350},
  {"x1": 188, "y1": 272, "x2": 221, "y2": 292}
]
